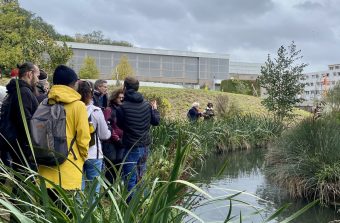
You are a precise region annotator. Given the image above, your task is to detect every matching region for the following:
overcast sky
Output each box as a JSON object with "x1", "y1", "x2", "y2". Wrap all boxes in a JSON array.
[{"x1": 19, "y1": 0, "x2": 339, "y2": 72}]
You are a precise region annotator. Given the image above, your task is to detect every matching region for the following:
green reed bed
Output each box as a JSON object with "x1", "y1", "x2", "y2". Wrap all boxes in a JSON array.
[
  {"x1": 266, "y1": 114, "x2": 340, "y2": 205},
  {"x1": 149, "y1": 115, "x2": 283, "y2": 180}
]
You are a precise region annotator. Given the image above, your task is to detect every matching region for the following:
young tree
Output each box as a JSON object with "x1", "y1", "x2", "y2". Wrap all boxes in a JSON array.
[
  {"x1": 257, "y1": 42, "x2": 307, "y2": 121},
  {"x1": 78, "y1": 56, "x2": 100, "y2": 79},
  {"x1": 113, "y1": 55, "x2": 135, "y2": 83}
]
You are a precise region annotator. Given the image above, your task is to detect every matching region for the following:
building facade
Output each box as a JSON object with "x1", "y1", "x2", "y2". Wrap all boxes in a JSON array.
[
  {"x1": 229, "y1": 61, "x2": 263, "y2": 81},
  {"x1": 301, "y1": 64, "x2": 340, "y2": 105},
  {"x1": 65, "y1": 42, "x2": 230, "y2": 88}
]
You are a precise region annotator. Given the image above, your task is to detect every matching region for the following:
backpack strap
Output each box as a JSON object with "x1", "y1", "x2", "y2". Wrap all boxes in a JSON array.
[
  {"x1": 89, "y1": 109, "x2": 100, "y2": 159},
  {"x1": 69, "y1": 132, "x2": 77, "y2": 160},
  {"x1": 95, "y1": 123, "x2": 99, "y2": 159}
]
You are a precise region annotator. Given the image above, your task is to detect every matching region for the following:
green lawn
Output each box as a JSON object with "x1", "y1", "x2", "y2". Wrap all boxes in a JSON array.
[{"x1": 139, "y1": 87, "x2": 310, "y2": 120}]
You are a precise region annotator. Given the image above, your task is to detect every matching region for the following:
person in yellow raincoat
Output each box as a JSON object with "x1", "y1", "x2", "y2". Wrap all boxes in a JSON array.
[{"x1": 38, "y1": 65, "x2": 90, "y2": 191}]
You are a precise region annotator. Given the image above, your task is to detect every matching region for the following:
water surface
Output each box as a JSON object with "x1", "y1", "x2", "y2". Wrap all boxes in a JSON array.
[{"x1": 192, "y1": 149, "x2": 339, "y2": 222}]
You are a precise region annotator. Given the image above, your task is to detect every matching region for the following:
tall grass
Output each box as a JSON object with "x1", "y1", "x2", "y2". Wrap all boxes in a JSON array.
[
  {"x1": 0, "y1": 128, "x2": 315, "y2": 223},
  {"x1": 266, "y1": 115, "x2": 340, "y2": 205}
]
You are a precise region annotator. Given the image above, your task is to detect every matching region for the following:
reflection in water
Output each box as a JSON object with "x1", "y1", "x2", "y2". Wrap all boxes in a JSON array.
[{"x1": 193, "y1": 149, "x2": 339, "y2": 223}]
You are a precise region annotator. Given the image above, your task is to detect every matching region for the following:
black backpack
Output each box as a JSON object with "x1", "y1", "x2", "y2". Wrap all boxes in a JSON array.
[{"x1": 0, "y1": 94, "x2": 17, "y2": 151}]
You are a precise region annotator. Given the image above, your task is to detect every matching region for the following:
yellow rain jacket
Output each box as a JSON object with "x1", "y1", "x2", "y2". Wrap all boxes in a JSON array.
[{"x1": 38, "y1": 85, "x2": 90, "y2": 190}]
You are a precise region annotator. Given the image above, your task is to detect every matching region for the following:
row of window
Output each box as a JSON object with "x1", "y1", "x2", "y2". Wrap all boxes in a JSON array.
[
  {"x1": 329, "y1": 66, "x2": 340, "y2": 70},
  {"x1": 305, "y1": 81, "x2": 337, "y2": 86},
  {"x1": 305, "y1": 72, "x2": 340, "y2": 79},
  {"x1": 304, "y1": 90, "x2": 324, "y2": 95}
]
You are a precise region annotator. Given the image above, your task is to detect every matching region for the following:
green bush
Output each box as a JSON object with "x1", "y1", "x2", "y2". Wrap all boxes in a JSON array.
[
  {"x1": 142, "y1": 92, "x2": 172, "y2": 118},
  {"x1": 79, "y1": 56, "x2": 100, "y2": 79},
  {"x1": 220, "y1": 79, "x2": 260, "y2": 96},
  {"x1": 266, "y1": 115, "x2": 340, "y2": 204}
]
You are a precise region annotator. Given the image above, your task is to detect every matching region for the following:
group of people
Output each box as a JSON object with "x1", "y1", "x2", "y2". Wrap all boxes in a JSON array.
[
  {"x1": 0, "y1": 62, "x2": 160, "y2": 204},
  {"x1": 187, "y1": 102, "x2": 215, "y2": 121}
]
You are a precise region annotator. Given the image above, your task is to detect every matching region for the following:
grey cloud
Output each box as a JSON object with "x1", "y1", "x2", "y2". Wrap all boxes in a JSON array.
[
  {"x1": 294, "y1": 1, "x2": 323, "y2": 10},
  {"x1": 18, "y1": 0, "x2": 340, "y2": 72}
]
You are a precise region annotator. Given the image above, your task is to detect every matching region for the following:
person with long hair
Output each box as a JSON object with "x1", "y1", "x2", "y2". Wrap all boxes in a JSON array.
[
  {"x1": 102, "y1": 88, "x2": 124, "y2": 184},
  {"x1": 78, "y1": 80, "x2": 111, "y2": 193}
]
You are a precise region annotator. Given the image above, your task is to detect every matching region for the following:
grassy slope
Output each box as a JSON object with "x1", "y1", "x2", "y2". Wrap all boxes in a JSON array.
[
  {"x1": 140, "y1": 86, "x2": 310, "y2": 120},
  {"x1": 0, "y1": 77, "x2": 309, "y2": 119}
]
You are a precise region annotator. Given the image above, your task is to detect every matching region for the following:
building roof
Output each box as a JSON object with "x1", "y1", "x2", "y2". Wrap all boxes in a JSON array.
[{"x1": 61, "y1": 41, "x2": 230, "y2": 59}]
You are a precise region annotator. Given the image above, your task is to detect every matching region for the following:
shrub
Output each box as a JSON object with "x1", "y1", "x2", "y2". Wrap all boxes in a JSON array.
[
  {"x1": 78, "y1": 56, "x2": 100, "y2": 79},
  {"x1": 142, "y1": 92, "x2": 172, "y2": 118},
  {"x1": 215, "y1": 95, "x2": 240, "y2": 118},
  {"x1": 220, "y1": 79, "x2": 260, "y2": 96},
  {"x1": 266, "y1": 115, "x2": 340, "y2": 204}
]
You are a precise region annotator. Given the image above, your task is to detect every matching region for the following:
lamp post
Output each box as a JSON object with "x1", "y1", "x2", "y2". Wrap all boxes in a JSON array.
[
  {"x1": 115, "y1": 67, "x2": 120, "y2": 86},
  {"x1": 212, "y1": 75, "x2": 216, "y2": 91}
]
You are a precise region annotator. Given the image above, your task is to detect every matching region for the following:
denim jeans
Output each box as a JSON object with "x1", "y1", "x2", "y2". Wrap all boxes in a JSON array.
[
  {"x1": 122, "y1": 146, "x2": 149, "y2": 192},
  {"x1": 82, "y1": 159, "x2": 103, "y2": 193}
]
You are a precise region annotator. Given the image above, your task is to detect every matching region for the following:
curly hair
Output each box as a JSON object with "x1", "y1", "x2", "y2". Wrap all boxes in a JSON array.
[{"x1": 109, "y1": 88, "x2": 124, "y2": 106}]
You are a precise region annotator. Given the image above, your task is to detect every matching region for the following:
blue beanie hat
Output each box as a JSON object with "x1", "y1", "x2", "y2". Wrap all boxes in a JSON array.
[{"x1": 53, "y1": 65, "x2": 78, "y2": 85}]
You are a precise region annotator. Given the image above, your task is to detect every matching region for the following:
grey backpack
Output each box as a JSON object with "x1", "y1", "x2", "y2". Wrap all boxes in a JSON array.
[{"x1": 30, "y1": 98, "x2": 77, "y2": 166}]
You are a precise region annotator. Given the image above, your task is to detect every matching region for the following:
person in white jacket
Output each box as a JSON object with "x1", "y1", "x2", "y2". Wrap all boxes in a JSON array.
[{"x1": 78, "y1": 80, "x2": 111, "y2": 193}]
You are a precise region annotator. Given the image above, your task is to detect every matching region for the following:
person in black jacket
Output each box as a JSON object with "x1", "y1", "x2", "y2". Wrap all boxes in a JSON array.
[
  {"x1": 0, "y1": 62, "x2": 40, "y2": 171},
  {"x1": 116, "y1": 76, "x2": 160, "y2": 194},
  {"x1": 93, "y1": 79, "x2": 108, "y2": 109}
]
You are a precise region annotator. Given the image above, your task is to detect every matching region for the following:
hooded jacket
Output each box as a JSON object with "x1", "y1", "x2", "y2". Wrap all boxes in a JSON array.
[
  {"x1": 5, "y1": 79, "x2": 39, "y2": 168},
  {"x1": 116, "y1": 89, "x2": 160, "y2": 149},
  {"x1": 38, "y1": 85, "x2": 90, "y2": 190}
]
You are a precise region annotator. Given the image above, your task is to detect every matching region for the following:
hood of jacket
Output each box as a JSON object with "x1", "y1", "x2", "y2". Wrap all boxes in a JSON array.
[
  {"x1": 48, "y1": 85, "x2": 81, "y2": 104},
  {"x1": 124, "y1": 89, "x2": 144, "y2": 103},
  {"x1": 6, "y1": 78, "x2": 34, "y2": 94}
]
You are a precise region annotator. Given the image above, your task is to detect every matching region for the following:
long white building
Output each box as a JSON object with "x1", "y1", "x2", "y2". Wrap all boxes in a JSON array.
[{"x1": 64, "y1": 42, "x2": 262, "y2": 89}]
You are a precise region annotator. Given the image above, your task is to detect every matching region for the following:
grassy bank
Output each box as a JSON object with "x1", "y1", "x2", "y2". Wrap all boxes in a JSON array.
[
  {"x1": 140, "y1": 87, "x2": 309, "y2": 120},
  {"x1": 266, "y1": 114, "x2": 340, "y2": 205}
]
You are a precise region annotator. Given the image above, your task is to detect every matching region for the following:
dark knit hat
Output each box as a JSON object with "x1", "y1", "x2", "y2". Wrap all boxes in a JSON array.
[
  {"x1": 53, "y1": 65, "x2": 78, "y2": 85},
  {"x1": 39, "y1": 69, "x2": 48, "y2": 81}
]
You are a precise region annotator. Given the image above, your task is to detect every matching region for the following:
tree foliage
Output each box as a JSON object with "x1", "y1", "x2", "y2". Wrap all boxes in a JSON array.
[
  {"x1": 221, "y1": 79, "x2": 260, "y2": 96},
  {"x1": 113, "y1": 55, "x2": 135, "y2": 81},
  {"x1": 0, "y1": 1, "x2": 72, "y2": 74},
  {"x1": 257, "y1": 42, "x2": 307, "y2": 120},
  {"x1": 74, "y1": 30, "x2": 133, "y2": 47},
  {"x1": 78, "y1": 56, "x2": 100, "y2": 79}
]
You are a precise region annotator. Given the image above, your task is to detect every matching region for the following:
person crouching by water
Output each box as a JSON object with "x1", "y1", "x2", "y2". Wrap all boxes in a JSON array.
[
  {"x1": 78, "y1": 80, "x2": 111, "y2": 193},
  {"x1": 187, "y1": 102, "x2": 202, "y2": 122},
  {"x1": 102, "y1": 88, "x2": 124, "y2": 185},
  {"x1": 203, "y1": 102, "x2": 215, "y2": 120}
]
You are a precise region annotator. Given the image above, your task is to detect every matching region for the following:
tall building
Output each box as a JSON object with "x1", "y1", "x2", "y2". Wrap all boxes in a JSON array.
[{"x1": 301, "y1": 64, "x2": 340, "y2": 105}]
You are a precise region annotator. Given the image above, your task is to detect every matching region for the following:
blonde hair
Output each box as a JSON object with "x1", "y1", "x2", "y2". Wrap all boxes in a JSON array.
[{"x1": 192, "y1": 102, "x2": 199, "y2": 108}]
